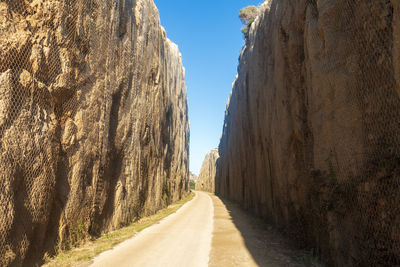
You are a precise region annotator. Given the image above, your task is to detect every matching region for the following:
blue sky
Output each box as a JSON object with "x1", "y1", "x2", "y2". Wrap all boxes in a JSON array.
[{"x1": 154, "y1": 0, "x2": 261, "y2": 175}]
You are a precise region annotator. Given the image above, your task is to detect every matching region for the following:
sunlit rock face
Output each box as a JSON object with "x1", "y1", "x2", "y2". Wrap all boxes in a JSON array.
[
  {"x1": 0, "y1": 0, "x2": 189, "y2": 265},
  {"x1": 196, "y1": 149, "x2": 219, "y2": 193},
  {"x1": 217, "y1": 0, "x2": 400, "y2": 266}
]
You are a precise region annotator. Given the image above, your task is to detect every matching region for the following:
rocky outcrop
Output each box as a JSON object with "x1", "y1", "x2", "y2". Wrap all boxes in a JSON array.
[
  {"x1": 0, "y1": 0, "x2": 189, "y2": 266},
  {"x1": 196, "y1": 149, "x2": 218, "y2": 193},
  {"x1": 217, "y1": 0, "x2": 400, "y2": 266}
]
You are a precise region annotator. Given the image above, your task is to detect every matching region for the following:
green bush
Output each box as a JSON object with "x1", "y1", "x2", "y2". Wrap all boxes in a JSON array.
[
  {"x1": 239, "y1": 6, "x2": 259, "y2": 39},
  {"x1": 189, "y1": 180, "x2": 195, "y2": 190},
  {"x1": 239, "y1": 6, "x2": 259, "y2": 24},
  {"x1": 241, "y1": 18, "x2": 255, "y2": 39}
]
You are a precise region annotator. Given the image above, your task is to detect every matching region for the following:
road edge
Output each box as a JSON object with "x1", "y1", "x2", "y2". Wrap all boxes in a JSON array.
[{"x1": 43, "y1": 192, "x2": 196, "y2": 267}]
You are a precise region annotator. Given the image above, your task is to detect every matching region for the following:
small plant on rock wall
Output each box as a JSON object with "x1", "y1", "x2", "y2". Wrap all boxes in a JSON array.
[
  {"x1": 299, "y1": 250, "x2": 321, "y2": 267},
  {"x1": 60, "y1": 220, "x2": 87, "y2": 251},
  {"x1": 241, "y1": 18, "x2": 255, "y2": 39},
  {"x1": 239, "y1": 5, "x2": 260, "y2": 39}
]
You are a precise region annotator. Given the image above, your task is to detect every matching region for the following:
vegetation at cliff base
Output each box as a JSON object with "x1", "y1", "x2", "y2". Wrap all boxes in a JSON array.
[
  {"x1": 43, "y1": 192, "x2": 195, "y2": 267},
  {"x1": 189, "y1": 180, "x2": 196, "y2": 190}
]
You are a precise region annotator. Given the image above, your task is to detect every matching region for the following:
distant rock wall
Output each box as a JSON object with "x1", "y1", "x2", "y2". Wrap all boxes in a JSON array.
[
  {"x1": 217, "y1": 0, "x2": 400, "y2": 266},
  {"x1": 189, "y1": 172, "x2": 198, "y2": 182},
  {"x1": 0, "y1": 0, "x2": 189, "y2": 265},
  {"x1": 196, "y1": 149, "x2": 218, "y2": 193}
]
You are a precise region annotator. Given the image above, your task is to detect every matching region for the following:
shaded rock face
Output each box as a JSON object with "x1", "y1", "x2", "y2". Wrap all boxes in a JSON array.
[
  {"x1": 196, "y1": 149, "x2": 218, "y2": 193},
  {"x1": 217, "y1": 0, "x2": 400, "y2": 266},
  {"x1": 0, "y1": 0, "x2": 189, "y2": 265}
]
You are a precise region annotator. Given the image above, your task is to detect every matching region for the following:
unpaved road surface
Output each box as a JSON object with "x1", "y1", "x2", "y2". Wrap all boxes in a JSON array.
[
  {"x1": 91, "y1": 191, "x2": 213, "y2": 267},
  {"x1": 209, "y1": 195, "x2": 314, "y2": 267},
  {"x1": 91, "y1": 191, "x2": 317, "y2": 267}
]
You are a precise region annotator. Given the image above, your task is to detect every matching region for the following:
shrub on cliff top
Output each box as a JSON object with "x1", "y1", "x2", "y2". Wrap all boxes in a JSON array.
[
  {"x1": 239, "y1": 6, "x2": 259, "y2": 25},
  {"x1": 239, "y1": 6, "x2": 260, "y2": 39}
]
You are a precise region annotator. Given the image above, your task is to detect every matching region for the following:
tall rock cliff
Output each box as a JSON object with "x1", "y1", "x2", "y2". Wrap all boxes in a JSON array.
[
  {"x1": 195, "y1": 149, "x2": 218, "y2": 193},
  {"x1": 217, "y1": 0, "x2": 400, "y2": 266},
  {"x1": 0, "y1": 0, "x2": 189, "y2": 265}
]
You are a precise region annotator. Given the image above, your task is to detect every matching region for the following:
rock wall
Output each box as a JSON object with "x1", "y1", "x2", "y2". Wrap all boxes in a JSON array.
[
  {"x1": 196, "y1": 149, "x2": 218, "y2": 193},
  {"x1": 0, "y1": 0, "x2": 189, "y2": 265},
  {"x1": 217, "y1": 0, "x2": 400, "y2": 266}
]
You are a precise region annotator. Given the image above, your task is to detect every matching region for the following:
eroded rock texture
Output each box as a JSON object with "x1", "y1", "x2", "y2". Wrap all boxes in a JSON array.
[
  {"x1": 217, "y1": 0, "x2": 400, "y2": 266},
  {"x1": 195, "y1": 149, "x2": 218, "y2": 193},
  {"x1": 0, "y1": 0, "x2": 189, "y2": 265}
]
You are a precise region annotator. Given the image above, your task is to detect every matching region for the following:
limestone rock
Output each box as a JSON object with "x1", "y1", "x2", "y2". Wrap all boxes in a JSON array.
[
  {"x1": 196, "y1": 149, "x2": 218, "y2": 193},
  {"x1": 0, "y1": 0, "x2": 189, "y2": 266},
  {"x1": 217, "y1": 0, "x2": 400, "y2": 266}
]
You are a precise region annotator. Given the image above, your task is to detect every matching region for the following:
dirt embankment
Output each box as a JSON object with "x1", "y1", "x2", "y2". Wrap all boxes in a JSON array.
[
  {"x1": 217, "y1": 0, "x2": 400, "y2": 266},
  {"x1": 0, "y1": 0, "x2": 189, "y2": 265}
]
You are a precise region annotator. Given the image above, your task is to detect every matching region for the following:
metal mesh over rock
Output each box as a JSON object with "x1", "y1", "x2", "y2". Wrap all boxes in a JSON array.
[
  {"x1": 217, "y1": 0, "x2": 400, "y2": 266},
  {"x1": 0, "y1": 0, "x2": 189, "y2": 265}
]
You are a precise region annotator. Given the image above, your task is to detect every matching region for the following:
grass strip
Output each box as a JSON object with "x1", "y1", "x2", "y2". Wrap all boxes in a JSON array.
[{"x1": 43, "y1": 192, "x2": 195, "y2": 267}]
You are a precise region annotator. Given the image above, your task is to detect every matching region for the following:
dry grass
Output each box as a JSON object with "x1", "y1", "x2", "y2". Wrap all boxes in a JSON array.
[{"x1": 43, "y1": 192, "x2": 195, "y2": 267}]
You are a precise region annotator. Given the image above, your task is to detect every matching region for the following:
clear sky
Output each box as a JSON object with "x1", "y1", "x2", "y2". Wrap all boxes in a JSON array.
[{"x1": 154, "y1": 0, "x2": 262, "y2": 175}]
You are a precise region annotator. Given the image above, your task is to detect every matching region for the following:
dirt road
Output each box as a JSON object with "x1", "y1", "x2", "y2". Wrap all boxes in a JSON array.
[
  {"x1": 91, "y1": 191, "x2": 316, "y2": 267},
  {"x1": 91, "y1": 191, "x2": 213, "y2": 267}
]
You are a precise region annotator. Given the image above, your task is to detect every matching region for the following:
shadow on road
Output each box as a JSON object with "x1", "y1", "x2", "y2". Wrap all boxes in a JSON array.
[{"x1": 210, "y1": 194, "x2": 322, "y2": 267}]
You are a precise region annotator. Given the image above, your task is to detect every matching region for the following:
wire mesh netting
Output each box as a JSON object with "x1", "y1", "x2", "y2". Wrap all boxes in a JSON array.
[
  {"x1": 216, "y1": 0, "x2": 400, "y2": 266},
  {"x1": 0, "y1": 0, "x2": 189, "y2": 265},
  {"x1": 0, "y1": 0, "x2": 113, "y2": 265}
]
